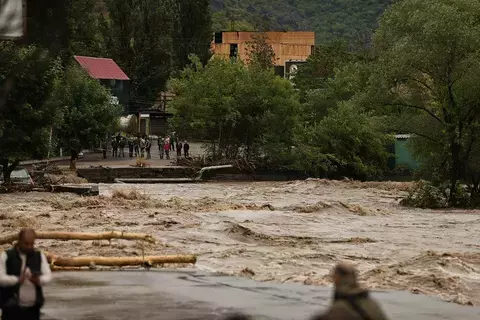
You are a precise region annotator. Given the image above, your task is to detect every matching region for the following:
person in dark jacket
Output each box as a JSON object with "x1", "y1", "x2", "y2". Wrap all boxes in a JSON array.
[
  {"x1": 145, "y1": 137, "x2": 152, "y2": 160},
  {"x1": 128, "y1": 138, "x2": 134, "y2": 158},
  {"x1": 183, "y1": 140, "x2": 190, "y2": 158},
  {"x1": 118, "y1": 137, "x2": 126, "y2": 158},
  {"x1": 111, "y1": 139, "x2": 118, "y2": 158},
  {"x1": 310, "y1": 263, "x2": 388, "y2": 320},
  {"x1": 176, "y1": 141, "x2": 183, "y2": 157},
  {"x1": 0, "y1": 228, "x2": 52, "y2": 320}
]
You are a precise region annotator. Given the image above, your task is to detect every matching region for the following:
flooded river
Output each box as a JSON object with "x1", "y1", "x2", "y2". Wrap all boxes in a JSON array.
[{"x1": 0, "y1": 180, "x2": 479, "y2": 307}]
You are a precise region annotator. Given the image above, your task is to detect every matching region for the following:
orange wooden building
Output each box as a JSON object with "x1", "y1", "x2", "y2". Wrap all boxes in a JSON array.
[{"x1": 211, "y1": 31, "x2": 315, "y2": 76}]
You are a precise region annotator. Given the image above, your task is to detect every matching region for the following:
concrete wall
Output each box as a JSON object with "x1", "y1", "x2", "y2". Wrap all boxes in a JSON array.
[{"x1": 77, "y1": 167, "x2": 197, "y2": 183}]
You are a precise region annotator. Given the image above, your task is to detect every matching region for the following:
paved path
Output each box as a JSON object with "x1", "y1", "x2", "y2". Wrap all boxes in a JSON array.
[
  {"x1": 48, "y1": 142, "x2": 206, "y2": 168},
  {"x1": 42, "y1": 270, "x2": 480, "y2": 320}
]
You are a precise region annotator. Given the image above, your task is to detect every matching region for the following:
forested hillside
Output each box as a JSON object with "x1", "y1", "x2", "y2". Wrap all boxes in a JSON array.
[{"x1": 211, "y1": 0, "x2": 394, "y2": 43}]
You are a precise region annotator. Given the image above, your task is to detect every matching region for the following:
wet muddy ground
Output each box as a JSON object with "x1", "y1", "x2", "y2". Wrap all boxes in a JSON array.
[{"x1": 0, "y1": 180, "x2": 479, "y2": 306}]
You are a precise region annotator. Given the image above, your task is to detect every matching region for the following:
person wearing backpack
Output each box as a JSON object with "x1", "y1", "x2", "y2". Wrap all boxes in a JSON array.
[{"x1": 310, "y1": 263, "x2": 388, "y2": 320}]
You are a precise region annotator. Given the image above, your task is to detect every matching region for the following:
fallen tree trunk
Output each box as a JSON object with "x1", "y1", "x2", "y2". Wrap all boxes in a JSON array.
[
  {"x1": 46, "y1": 254, "x2": 197, "y2": 267},
  {"x1": 0, "y1": 231, "x2": 156, "y2": 245},
  {"x1": 195, "y1": 164, "x2": 234, "y2": 181}
]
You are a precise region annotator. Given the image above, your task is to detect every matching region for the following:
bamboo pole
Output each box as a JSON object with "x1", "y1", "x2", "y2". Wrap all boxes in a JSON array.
[
  {"x1": 0, "y1": 231, "x2": 156, "y2": 245},
  {"x1": 46, "y1": 254, "x2": 197, "y2": 267}
]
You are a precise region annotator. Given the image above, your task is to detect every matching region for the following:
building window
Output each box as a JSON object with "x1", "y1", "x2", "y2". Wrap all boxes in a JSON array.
[
  {"x1": 214, "y1": 32, "x2": 223, "y2": 44},
  {"x1": 229, "y1": 43, "x2": 238, "y2": 59}
]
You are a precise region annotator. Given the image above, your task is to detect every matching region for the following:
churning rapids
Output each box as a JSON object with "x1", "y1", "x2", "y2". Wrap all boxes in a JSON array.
[{"x1": 0, "y1": 180, "x2": 479, "y2": 306}]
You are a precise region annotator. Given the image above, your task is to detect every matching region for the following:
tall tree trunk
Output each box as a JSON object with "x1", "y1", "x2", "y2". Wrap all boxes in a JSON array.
[
  {"x1": 449, "y1": 141, "x2": 462, "y2": 205},
  {"x1": 70, "y1": 149, "x2": 78, "y2": 170}
]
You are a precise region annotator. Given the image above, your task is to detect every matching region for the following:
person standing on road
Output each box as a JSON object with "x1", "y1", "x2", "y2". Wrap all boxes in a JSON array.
[
  {"x1": 164, "y1": 139, "x2": 170, "y2": 160},
  {"x1": 0, "y1": 228, "x2": 52, "y2": 320},
  {"x1": 170, "y1": 133, "x2": 176, "y2": 151},
  {"x1": 145, "y1": 137, "x2": 152, "y2": 160},
  {"x1": 128, "y1": 137, "x2": 134, "y2": 158},
  {"x1": 111, "y1": 138, "x2": 118, "y2": 158},
  {"x1": 310, "y1": 263, "x2": 388, "y2": 320},
  {"x1": 139, "y1": 136, "x2": 146, "y2": 158},
  {"x1": 183, "y1": 140, "x2": 190, "y2": 158},
  {"x1": 158, "y1": 137, "x2": 165, "y2": 159},
  {"x1": 102, "y1": 139, "x2": 107, "y2": 159},
  {"x1": 176, "y1": 140, "x2": 183, "y2": 158},
  {"x1": 134, "y1": 136, "x2": 140, "y2": 157},
  {"x1": 119, "y1": 137, "x2": 126, "y2": 158}
]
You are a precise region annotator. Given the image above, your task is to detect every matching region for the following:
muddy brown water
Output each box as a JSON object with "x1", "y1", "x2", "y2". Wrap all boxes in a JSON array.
[{"x1": 0, "y1": 180, "x2": 479, "y2": 310}]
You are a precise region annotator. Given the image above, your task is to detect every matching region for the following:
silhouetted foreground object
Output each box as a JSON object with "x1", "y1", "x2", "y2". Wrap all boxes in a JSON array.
[
  {"x1": 311, "y1": 263, "x2": 389, "y2": 320},
  {"x1": 0, "y1": 228, "x2": 52, "y2": 320},
  {"x1": 223, "y1": 313, "x2": 253, "y2": 320}
]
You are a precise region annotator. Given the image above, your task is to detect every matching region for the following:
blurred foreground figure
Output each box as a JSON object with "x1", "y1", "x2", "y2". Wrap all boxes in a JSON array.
[
  {"x1": 0, "y1": 229, "x2": 52, "y2": 320},
  {"x1": 223, "y1": 313, "x2": 252, "y2": 320},
  {"x1": 311, "y1": 263, "x2": 388, "y2": 320}
]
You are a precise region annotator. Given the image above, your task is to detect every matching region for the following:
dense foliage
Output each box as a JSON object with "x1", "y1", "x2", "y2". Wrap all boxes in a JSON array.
[
  {"x1": 47, "y1": 66, "x2": 122, "y2": 169},
  {"x1": 0, "y1": 43, "x2": 62, "y2": 182},
  {"x1": 363, "y1": 0, "x2": 480, "y2": 204},
  {"x1": 292, "y1": 41, "x2": 391, "y2": 179},
  {"x1": 103, "y1": 0, "x2": 213, "y2": 105},
  {"x1": 245, "y1": 33, "x2": 277, "y2": 70},
  {"x1": 172, "y1": 37, "x2": 392, "y2": 179},
  {"x1": 170, "y1": 56, "x2": 300, "y2": 165},
  {"x1": 211, "y1": 0, "x2": 393, "y2": 43}
]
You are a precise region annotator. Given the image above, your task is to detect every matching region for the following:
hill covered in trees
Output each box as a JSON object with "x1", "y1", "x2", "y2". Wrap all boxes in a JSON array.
[{"x1": 211, "y1": 0, "x2": 394, "y2": 43}]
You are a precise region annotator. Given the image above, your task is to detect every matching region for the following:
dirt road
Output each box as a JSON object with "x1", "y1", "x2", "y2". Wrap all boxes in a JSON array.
[{"x1": 1, "y1": 180, "x2": 479, "y2": 306}]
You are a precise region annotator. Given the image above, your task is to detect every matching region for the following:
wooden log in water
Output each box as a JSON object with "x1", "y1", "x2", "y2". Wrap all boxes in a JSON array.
[
  {"x1": 0, "y1": 231, "x2": 156, "y2": 245},
  {"x1": 46, "y1": 254, "x2": 197, "y2": 267}
]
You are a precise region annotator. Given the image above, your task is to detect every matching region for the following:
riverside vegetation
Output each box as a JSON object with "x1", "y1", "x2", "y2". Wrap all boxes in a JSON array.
[
  {"x1": 1, "y1": 0, "x2": 479, "y2": 208},
  {"x1": 171, "y1": 0, "x2": 480, "y2": 208}
]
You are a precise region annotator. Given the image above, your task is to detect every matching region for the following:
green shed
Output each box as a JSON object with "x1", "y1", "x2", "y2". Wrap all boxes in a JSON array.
[{"x1": 394, "y1": 134, "x2": 419, "y2": 170}]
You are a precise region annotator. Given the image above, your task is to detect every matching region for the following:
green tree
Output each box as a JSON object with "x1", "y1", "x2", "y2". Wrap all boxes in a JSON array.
[
  {"x1": 245, "y1": 33, "x2": 276, "y2": 70},
  {"x1": 294, "y1": 102, "x2": 392, "y2": 179},
  {"x1": 210, "y1": 0, "x2": 394, "y2": 44},
  {"x1": 25, "y1": 0, "x2": 106, "y2": 61},
  {"x1": 0, "y1": 43, "x2": 61, "y2": 183},
  {"x1": 67, "y1": 0, "x2": 108, "y2": 57},
  {"x1": 293, "y1": 40, "x2": 352, "y2": 94},
  {"x1": 24, "y1": 0, "x2": 69, "y2": 57},
  {"x1": 104, "y1": 0, "x2": 175, "y2": 103},
  {"x1": 48, "y1": 66, "x2": 122, "y2": 169},
  {"x1": 173, "y1": 0, "x2": 213, "y2": 69},
  {"x1": 170, "y1": 55, "x2": 299, "y2": 163},
  {"x1": 288, "y1": 36, "x2": 390, "y2": 179},
  {"x1": 368, "y1": 0, "x2": 480, "y2": 203}
]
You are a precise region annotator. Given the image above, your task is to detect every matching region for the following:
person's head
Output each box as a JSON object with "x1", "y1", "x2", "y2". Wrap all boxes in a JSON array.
[
  {"x1": 331, "y1": 262, "x2": 358, "y2": 287},
  {"x1": 17, "y1": 228, "x2": 36, "y2": 255}
]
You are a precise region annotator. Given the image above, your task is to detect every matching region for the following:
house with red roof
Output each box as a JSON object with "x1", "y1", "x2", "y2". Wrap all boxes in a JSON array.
[{"x1": 74, "y1": 55, "x2": 130, "y2": 114}]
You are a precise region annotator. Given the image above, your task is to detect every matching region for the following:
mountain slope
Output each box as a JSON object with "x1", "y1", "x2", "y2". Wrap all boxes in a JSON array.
[{"x1": 211, "y1": 0, "x2": 394, "y2": 44}]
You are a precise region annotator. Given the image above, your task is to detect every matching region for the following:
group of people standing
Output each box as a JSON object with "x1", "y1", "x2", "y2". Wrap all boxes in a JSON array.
[
  {"x1": 104, "y1": 133, "x2": 191, "y2": 160},
  {"x1": 158, "y1": 134, "x2": 189, "y2": 160},
  {"x1": 109, "y1": 134, "x2": 152, "y2": 159}
]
